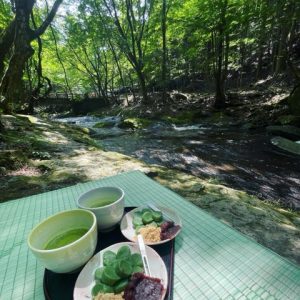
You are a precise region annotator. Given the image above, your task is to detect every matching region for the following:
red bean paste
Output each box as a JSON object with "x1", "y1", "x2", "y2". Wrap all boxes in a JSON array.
[
  {"x1": 160, "y1": 221, "x2": 181, "y2": 240},
  {"x1": 123, "y1": 272, "x2": 163, "y2": 300}
]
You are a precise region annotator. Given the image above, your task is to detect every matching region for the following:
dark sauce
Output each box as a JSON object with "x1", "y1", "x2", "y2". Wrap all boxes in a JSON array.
[
  {"x1": 123, "y1": 272, "x2": 163, "y2": 300},
  {"x1": 160, "y1": 221, "x2": 181, "y2": 240}
]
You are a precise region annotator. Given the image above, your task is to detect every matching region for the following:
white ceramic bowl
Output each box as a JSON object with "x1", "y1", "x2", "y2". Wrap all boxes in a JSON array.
[
  {"x1": 27, "y1": 209, "x2": 97, "y2": 273},
  {"x1": 77, "y1": 186, "x2": 125, "y2": 231}
]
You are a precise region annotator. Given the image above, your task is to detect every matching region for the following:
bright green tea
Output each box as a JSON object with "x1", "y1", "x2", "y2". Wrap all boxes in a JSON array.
[
  {"x1": 88, "y1": 197, "x2": 117, "y2": 208},
  {"x1": 44, "y1": 228, "x2": 89, "y2": 250}
]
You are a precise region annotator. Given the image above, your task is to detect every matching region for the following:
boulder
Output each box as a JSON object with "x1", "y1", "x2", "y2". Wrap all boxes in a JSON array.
[
  {"x1": 270, "y1": 136, "x2": 300, "y2": 156},
  {"x1": 118, "y1": 118, "x2": 151, "y2": 130}
]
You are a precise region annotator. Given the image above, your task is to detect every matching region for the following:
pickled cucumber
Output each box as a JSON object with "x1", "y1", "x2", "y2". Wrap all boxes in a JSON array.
[
  {"x1": 135, "y1": 225, "x2": 143, "y2": 234},
  {"x1": 142, "y1": 211, "x2": 153, "y2": 224},
  {"x1": 94, "y1": 267, "x2": 104, "y2": 281},
  {"x1": 103, "y1": 250, "x2": 116, "y2": 266},
  {"x1": 91, "y1": 284, "x2": 102, "y2": 297},
  {"x1": 132, "y1": 215, "x2": 143, "y2": 228},
  {"x1": 116, "y1": 245, "x2": 131, "y2": 260},
  {"x1": 132, "y1": 265, "x2": 144, "y2": 273},
  {"x1": 91, "y1": 283, "x2": 114, "y2": 296},
  {"x1": 131, "y1": 253, "x2": 143, "y2": 268},
  {"x1": 152, "y1": 211, "x2": 163, "y2": 222},
  {"x1": 101, "y1": 267, "x2": 121, "y2": 286},
  {"x1": 114, "y1": 278, "x2": 129, "y2": 293},
  {"x1": 141, "y1": 208, "x2": 152, "y2": 214},
  {"x1": 115, "y1": 259, "x2": 132, "y2": 278}
]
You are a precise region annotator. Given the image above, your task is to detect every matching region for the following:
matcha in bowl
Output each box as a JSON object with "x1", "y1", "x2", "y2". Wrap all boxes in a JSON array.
[
  {"x1": 77, "y1": 186, "x2": 125, "y2": 231},
  {"x1": 28, "y1": 209, "x2": 97, "y2": 273}
]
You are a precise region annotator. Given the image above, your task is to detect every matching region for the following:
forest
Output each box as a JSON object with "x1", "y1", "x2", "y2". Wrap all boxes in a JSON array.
[
  {"x1": 1, "y1": 0, "x2": 300, "y2": 267},
  {"x1": 0, "y1": 0, "x2": 299, "y2": 112}
]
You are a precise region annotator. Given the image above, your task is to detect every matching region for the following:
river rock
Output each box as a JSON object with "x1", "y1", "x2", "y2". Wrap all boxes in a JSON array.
[
  {"x1": 271, "y1": 136, "x2": 300, "y2": 156},
  {"x1": 266, "y1": 125, "x2": 300, "y2": 140}
]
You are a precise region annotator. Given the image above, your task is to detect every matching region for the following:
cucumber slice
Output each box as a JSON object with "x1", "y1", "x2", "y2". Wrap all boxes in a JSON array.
[
  {"x1": 91, "y1": 283, "x2": 114, "y2": 296},
  {"x1": 142, "y1": 211, "x2": 153, "y2": 224},
  {"x1": 132, "y1": 265, "x2": 144, "y2": 274},
  {"x1": 131, "y1": 253, "x2": 143, "y2": 268},
  {"x1": 116, "y1": 245, "x2": 131, "y2": 260},
  {"x1": 94, "y1": 267, "x2": 104, "y2": 281},
  {"x1": 132, "y1": 215, "x2": 143, "y2": 228},
  {"x1": 101, "y1": 267, "x2": 121, "y2": 286},
  {"x1": 103, "y1": 250, "x2": 116, "y2": 266},
  {"x1": 115, "y1": 259, "x2": 132, "y2": 278},
  {"x1": 133, "y1": 211, "x2": 143, "y2": 218},
  {"x1": 141, "y1": 208, "x2": 152, "y2": 214},
  {"x1": 114, "y1": 278, "x2": 129, "y2": 293},
  {"x1": 101, "y1": 283, "x2": 115, "y2": 293},
  {"x1": 152, "y1": 211, "x2": 163, "y2": 222}
]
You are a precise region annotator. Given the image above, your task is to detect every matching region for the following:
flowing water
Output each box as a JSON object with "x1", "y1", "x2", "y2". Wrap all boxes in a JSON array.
[{"x1": 55, "y1": 116, "x2": 300, "y2": 209}]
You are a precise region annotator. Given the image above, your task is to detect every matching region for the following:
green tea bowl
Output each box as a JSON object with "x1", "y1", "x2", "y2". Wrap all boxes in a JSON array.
[
  {"x1": 77, "y1": 186, "x2": 125, "y2": 231},
  {"x1": 27, "y1": 209, "x2": 97, "y2": 273}
]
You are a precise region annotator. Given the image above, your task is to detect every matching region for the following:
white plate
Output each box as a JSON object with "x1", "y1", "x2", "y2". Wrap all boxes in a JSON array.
[
  {"x1": 73, "y1": 242, "x2": 168, "y2": 299},
  {"x1": 120, "y1": 205, "x2": 182, "y2": 246}
]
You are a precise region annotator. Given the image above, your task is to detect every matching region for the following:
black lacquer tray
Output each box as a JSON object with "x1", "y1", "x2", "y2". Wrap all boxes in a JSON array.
[{"x1": 43, "y1": 207, "x2": 175, "y2": 300}]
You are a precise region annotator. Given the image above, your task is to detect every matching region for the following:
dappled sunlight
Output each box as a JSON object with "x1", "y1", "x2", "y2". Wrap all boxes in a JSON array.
[
  {"x1": 7, "y1": 165, "x2": 41, "y2": 177},
  {"x1": 278, "y1": 223, "x2": 298, "y2": 232},
  {"x1": 42, "y1": 130, "x2": 70, "y2": 144},
  {"x1": 215, "y1": 163, "x2": 236, "y2": 171}
]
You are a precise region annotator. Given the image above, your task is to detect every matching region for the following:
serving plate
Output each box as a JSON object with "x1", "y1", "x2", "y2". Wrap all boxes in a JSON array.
[
  {"x1": 120, "y1": 205, "x2": 182, "y2": 246},
  {"x1": 73, "y1": 242, "x2": 168, "y2": 299}
]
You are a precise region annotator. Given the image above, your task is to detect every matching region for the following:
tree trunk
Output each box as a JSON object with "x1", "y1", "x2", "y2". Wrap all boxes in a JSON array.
[
  {"x1": 137, "y1": 70, "x2": 148, "y2": 103},
  {"x1": 274, "y1": 1, "x2": 295, "y2": 75},
  {"x1": 213, "y1": 0, "x2": 228, "y2": 109},
  {"x1": 161, "y1": 0, "x2": 167, "y2": 103},
  {"x1": 0, "y1": 1, "x2": 35, "y2": 112},
  {"x1": 214, "y1": 74, "x2": 226, "y2": 109},
  {"x1": 0, "y1": 0, "x2": 62, "y2": 112},
  {"x1": 0, "y1": 20, "x2": 16, "y2": 78}
]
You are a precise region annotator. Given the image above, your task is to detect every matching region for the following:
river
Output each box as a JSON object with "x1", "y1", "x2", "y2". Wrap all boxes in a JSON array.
[{"x1": 55, "y1": 116, "x2": 300, "y2": 209}]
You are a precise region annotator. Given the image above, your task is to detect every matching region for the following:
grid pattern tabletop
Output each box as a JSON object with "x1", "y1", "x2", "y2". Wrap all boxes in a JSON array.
[{"x1": 0, "y1": 170, "x2": 300, "y2": 300}]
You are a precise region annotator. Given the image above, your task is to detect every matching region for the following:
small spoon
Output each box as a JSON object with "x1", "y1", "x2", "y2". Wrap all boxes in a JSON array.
[{"x1": 137, "y1": 234, "x2": 151, "y2": 276}]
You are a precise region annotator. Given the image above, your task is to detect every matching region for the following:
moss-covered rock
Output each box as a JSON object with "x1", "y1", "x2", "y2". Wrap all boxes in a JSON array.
[
  {"x1": 161, "y1": 111, "x2": 200, "y2": 124},
  {"x1": 118, "y1": 118, "x2": 152, "y2": 129},
  {"x1": 271, "y1": 136, "x2": 300, "y2": 155}
]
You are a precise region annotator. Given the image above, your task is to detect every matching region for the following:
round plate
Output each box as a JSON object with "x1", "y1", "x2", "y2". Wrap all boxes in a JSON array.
[
  {"x1": 120, "y1": 205, "x2": 182, "y2": 246},
  {"x1": 73, "y1": 242, "x2": 168, "y2": 299}
]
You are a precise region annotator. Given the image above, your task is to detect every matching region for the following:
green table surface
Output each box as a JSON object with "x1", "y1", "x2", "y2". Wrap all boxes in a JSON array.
[{"x1": 0, "y1": 170, "x2": 299, "y2": 300}]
